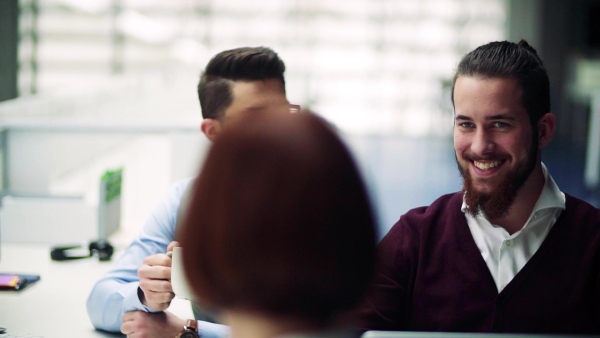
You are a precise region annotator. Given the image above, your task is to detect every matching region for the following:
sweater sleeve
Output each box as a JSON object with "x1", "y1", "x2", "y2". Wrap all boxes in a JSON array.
[{"x1": 357, "y1": 212, "x2": 419, "y2": 331}]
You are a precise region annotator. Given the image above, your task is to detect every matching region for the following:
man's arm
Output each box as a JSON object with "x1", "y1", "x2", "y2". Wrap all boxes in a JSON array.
[
  {"x1": 357, "y1": 217, "x2": 416, "y2": 331},
  {"x1": 121, "y1": 311, "x2": 231, "y2": 338},
  {"x1": 86, "y1": 224, "x2": 175, "y2": 331},
  {"x1": 86, "y1": 179, "x2": 190, "y2": 332},
  {"x1": 197, "y1": 321, "x2": 231, "y2": 338},
  {"x1": 87, "y1": 178, "x2": 232, "y2": 337}
]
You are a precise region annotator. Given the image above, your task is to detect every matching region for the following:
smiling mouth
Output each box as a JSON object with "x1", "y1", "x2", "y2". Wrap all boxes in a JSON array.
[{"x1": 474, "y1": 160, "x2": 501, "y2": 171}]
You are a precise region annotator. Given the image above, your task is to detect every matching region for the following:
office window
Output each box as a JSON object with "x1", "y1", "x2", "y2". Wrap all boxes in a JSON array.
[{"x1": 17, "y1": 0, "x2": 506, "y2": 135}]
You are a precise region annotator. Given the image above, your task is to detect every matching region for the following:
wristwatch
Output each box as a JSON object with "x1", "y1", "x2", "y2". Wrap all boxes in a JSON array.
[{"x1": 177, "y1": 319, "x2": 199, "y2": 338}]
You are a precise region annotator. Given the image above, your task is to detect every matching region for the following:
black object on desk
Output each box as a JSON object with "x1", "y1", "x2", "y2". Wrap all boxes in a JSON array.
[
  {"x1": 50, "y1": 240, "x2": 114, "y2": 261},
  {"x1": 49, "y1": 169, "x2": 121, "y2": 262}
]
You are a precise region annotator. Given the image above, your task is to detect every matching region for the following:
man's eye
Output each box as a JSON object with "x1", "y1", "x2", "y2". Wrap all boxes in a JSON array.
[
  {"x1": 493, "y1": 122, "x2": 508, "y2": 128},
  {"x1": 458, "y1": 122, "x2": 473, "y2": 128}
]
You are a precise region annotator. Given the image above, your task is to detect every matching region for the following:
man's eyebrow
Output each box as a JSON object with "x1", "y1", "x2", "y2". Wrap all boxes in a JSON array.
[
  {"x1": 486, "y1": 114, "x2": 517, "y2": 121},
  {"x1": 454, "y1": 114, "x2": 518, "y2": 121}
]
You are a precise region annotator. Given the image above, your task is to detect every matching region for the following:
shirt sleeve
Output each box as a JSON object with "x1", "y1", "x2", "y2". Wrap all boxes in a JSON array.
[
  {"x1": 86, "y1": 178, "x2": 193, "y2": 332},
  {"x1": 198, "y1": 321, "x2": 231, "y2": 338}
]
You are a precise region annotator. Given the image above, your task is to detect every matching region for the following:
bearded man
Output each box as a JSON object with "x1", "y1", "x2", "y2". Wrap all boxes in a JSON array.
[{"x1": 358, "y1": 40, "x2": 600, "y2": 334}]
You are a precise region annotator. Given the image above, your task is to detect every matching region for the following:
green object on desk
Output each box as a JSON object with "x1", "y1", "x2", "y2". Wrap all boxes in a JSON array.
[{"x1": 101, "y1": 168, "x2": 123, "y2": 203}]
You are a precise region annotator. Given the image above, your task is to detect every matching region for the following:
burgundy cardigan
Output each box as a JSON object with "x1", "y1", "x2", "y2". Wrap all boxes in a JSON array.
[{"x1": 359, "y1": 192, "x2": 600, "y2": 334}]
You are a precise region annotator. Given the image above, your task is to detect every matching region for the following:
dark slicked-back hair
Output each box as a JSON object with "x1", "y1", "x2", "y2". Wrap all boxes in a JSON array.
[
  {"x1": 197, "y1": 47, "x2": 286, "y2": 119},
  {"x1": 178, "y1": 111, "x2": 376, "y2": 324},
  {"x1": 451, "y1": 40, "x2": 550, "y2": 126}
]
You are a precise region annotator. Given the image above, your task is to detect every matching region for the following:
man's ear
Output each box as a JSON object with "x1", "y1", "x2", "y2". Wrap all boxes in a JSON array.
[
  {"x1": 201, "y1": 118, "x2": 222, "y2": 142},
  {"x1": 537, "y1": 113, "x2": 556, "y2": 149}
]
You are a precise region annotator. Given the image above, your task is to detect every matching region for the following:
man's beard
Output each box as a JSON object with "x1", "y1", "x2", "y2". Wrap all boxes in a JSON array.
[{"x1": 457, "y1": 136, "x2": 538, "y2": 219}]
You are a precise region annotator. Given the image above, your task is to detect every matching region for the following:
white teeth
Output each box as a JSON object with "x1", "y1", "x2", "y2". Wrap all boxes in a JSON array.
[{"x1": 474, "y1": 161, "x2": 500, "y2": 170}]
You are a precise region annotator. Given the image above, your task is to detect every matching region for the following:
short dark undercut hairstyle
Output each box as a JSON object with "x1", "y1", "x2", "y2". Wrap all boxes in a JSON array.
[
  {"x1": 197, "y1": 47, "x2": 286, "y2": 120},
  {"x1": 451, "y1": 40, "x2": 550, "y2": 126}
]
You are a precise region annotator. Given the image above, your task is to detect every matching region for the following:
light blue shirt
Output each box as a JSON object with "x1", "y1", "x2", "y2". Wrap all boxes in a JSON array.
[{"x1": 86, "y1": 178, "x2": 230, "y2": 338}]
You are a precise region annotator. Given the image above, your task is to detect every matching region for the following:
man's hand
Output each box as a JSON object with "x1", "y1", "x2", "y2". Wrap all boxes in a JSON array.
[
  {"x1": 121, "y1": 310, "x2": 186, "y2": 338},
  {"x1": 137, "y1": 241, "x2": 181, "y2": 311}
]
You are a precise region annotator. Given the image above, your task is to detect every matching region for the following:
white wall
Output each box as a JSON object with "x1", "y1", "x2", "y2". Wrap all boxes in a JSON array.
[{"x1": 0, "y1": 126, "x2": 209, "y2": 244}]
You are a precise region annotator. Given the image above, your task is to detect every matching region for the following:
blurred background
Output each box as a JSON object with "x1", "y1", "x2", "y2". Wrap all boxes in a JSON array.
[{"x1": 0, "y1": 0, "x2": 598, "y2": 245}]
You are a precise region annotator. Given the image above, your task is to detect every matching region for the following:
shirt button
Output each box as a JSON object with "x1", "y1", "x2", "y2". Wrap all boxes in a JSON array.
[{"x1": 505, "y1": 240, "x2": 512, "y2": 247}]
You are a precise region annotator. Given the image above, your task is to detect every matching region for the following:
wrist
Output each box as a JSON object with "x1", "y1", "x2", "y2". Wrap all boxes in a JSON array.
[
  {"x1": 137, "y1": 286, "x2": 170, "y2": 311},
  {"x1": 137, "y1": 286, "x2": 154, "y2": 309},
  {"x1": 176, "y1": 319, "x2": 199, "y2": 338}
]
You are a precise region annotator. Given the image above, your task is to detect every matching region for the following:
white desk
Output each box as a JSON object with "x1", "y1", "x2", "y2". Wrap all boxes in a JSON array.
[{"x1": 0, "y1": 243, "x2": 193, "y2": 337}]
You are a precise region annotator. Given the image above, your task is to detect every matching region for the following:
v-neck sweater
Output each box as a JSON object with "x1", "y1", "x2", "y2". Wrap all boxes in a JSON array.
[{"x1": 359, "y1": 192, "x2": 600, "y2": 334}]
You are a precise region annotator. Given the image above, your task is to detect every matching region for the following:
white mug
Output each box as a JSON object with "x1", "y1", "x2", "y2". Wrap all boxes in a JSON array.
[{"x1": 170, "y1": 247, "x2": 196, "y2": 301}]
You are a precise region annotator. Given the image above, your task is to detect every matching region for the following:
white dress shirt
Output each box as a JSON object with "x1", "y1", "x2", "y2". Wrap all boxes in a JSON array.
[{"x1": 462, "y1": 163, "x2": 566, "y2": 292}]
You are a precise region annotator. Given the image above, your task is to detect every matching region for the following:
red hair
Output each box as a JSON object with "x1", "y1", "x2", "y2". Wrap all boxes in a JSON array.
[{"x1": 178, "y1": 111, "x2": 376, "y2": 323}]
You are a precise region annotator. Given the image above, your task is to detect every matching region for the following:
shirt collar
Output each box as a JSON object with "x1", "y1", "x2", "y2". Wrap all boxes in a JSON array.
[
  {"x1": 460, "y1": 162, "x2": 565, "y2": 214},
  {"x1": 532, "y1": 162, "x2": 565, "y2": 212}
]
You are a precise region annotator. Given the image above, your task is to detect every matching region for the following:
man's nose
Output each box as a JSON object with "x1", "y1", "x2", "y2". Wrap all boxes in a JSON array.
[{"x1": 471, "y1": 129, "x2": 495, "y2": 155}]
